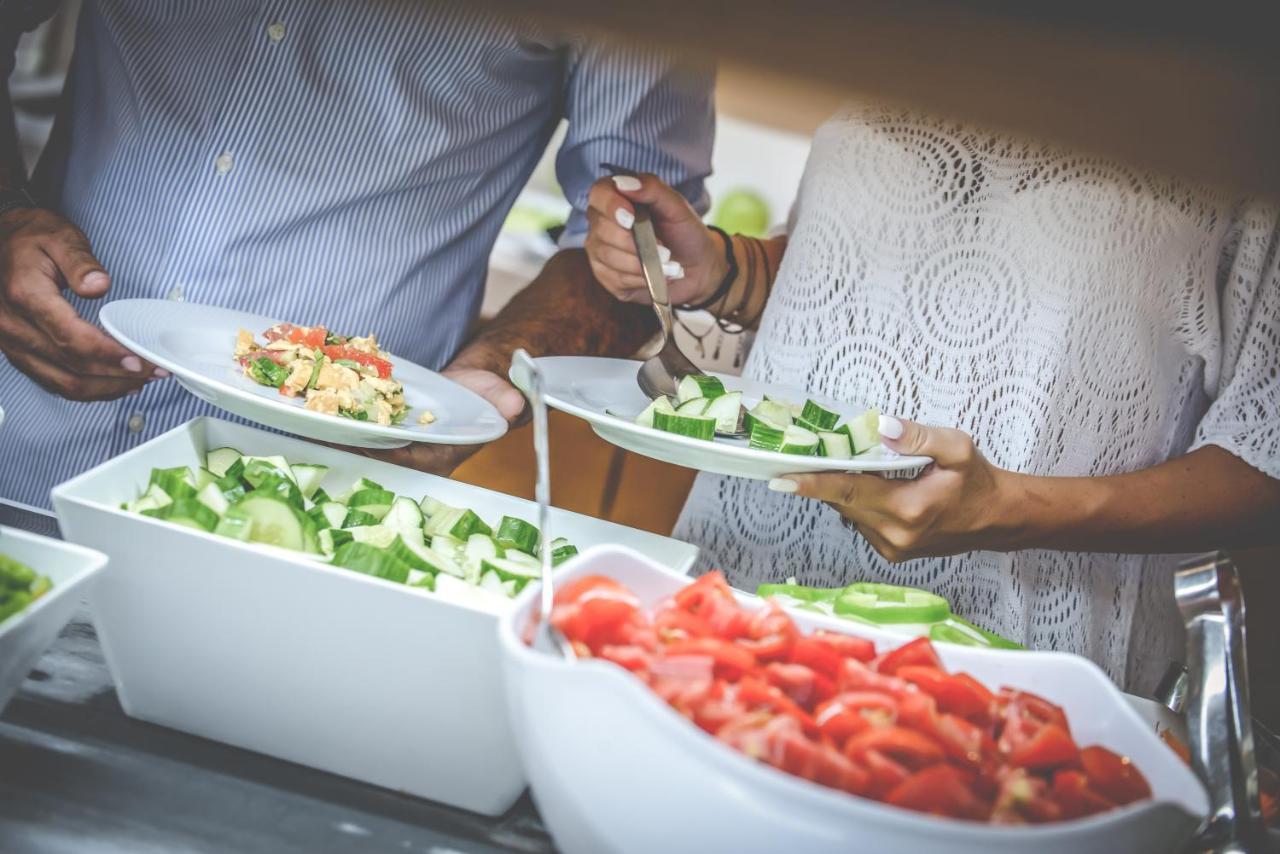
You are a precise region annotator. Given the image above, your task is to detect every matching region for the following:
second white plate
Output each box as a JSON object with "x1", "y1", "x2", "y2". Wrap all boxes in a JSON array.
[
  {"x1": 521, "y1": 356, "x2": 930, "y2": 480},
  {"x1": 101, "y1": 299, "x2": 508, "y2": 449}
]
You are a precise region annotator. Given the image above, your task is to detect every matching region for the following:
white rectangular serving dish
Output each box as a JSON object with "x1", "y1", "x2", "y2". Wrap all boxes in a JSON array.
[
  {"x1": 0, "y1": 525, "x2": 107, "y2": 714},
  {"x1": 51, "y1": 416, "x2": 698, "y2": 815}
]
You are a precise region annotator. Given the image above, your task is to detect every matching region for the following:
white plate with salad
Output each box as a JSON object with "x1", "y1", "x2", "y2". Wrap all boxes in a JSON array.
[
  {"x1": 521, "y1": 357, "x2": 930, "y2": 480},
  {"x1": 101, "y1": 299, "x2": 508, "y2": 449}
]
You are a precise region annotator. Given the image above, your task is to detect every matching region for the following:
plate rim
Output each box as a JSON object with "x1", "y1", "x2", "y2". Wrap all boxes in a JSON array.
[
  {"x1": 101, "y1": 299, "x2": 509, "y2": 445},
  {"x1": 529, "y1": 355, "x2": 931, "y2": 474}
]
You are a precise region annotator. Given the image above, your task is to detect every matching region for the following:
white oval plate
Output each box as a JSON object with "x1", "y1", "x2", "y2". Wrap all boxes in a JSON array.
[
  {"x1": 518, "y1": 356, "x2": 930, "y2": 480},
  {"x1": 101, "y1": 300, "x2": 508, "y2": 449}
]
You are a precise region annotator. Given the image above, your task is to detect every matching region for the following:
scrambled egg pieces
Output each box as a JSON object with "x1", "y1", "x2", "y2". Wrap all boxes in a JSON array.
[{"x1": 236, "y1": 324, "x2": 409, "y2": 426}]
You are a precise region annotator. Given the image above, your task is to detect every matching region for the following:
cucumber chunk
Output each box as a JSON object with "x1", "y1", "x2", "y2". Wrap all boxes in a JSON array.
[
  {"x1": 383, "y1": 496, "x2": 425, "y2": 540},
  {"x1": 341, "y1": 508, "x2": 382, "y2": 528},
  {"x1": 549, "y1": 537, "x2": 579, "y2": 566},
  {"x1": 674, "y1": 397, "x2": 711, "y2": 417},
  {"x1": 635, "y1": 396, "x2": 676, "y2": 429},
  {"x1": 677, "y1": 374, "x2": 725, "y2": 402},
  {"x1": 818, "y1": 430, "x2": 854, "y2": 460},
  {"x1": 225, "y1": 493, "x2": 319, "y2": 552},
  {"x1": 653, "y1": 409, "x2": 716, "y2": 440},
  {"x1": 195, "y1": 481, "x2": 231, "y2": 516},
  {"x1": 495, "y1": 515, "x2": 539, "y2": 555},
  {"x1": 800, "y1": 399, "x2": 840, "y2": 431},
  {"x1": 703, "y1": 391, "x2": 743, "y2": 435},
  {"x1": 779, "y1": 424, "x2": 820, "y2": 455},
  {"x1": 844, "y1": 408, "x2": 881, "y2": 455},
  {"x1": 241, "y1": 455, "x2": 296, "y2": 484},
  {"x1": 424, "y1": 506, "x2": 492, "y2": 540},
  {"x1": 290, "y1": 463, "x2": 329, "y2": 499},
  {"x1": 347, "y1": 524, "x2": 398, "y2": 549},
  {"x1": 149, "y1": 466, "x2": 197, "y2": 500},
  {"x1": 331, "y1": 542, "x2": 409, "y2": 584},
  {"x1": 213, "y1": 513, "x2": 253, "y2": 541},
  {"x1": 205, "y1": 447, "x2": 243, "y2": 478},
  {"x1": 748, "y1": 416, "x2": 788, "y2": 451},
  {"x1": 142, "y1": 498, "x2": 218, "y2": 532}
]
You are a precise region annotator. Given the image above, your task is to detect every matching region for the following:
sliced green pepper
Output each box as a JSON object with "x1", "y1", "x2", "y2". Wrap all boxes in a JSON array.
[
  {"x1": 834, "y1": 582, "x2": 950, "y2": 625},
  {"x1": 755, "y1": 582, "x2": 841, "y2": 603},
  {"x1": 943, "y1": 616, "x2": 1024, "y2": 650}
]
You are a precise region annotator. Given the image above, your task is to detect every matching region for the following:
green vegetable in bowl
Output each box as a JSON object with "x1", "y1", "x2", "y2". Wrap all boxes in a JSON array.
[{"x1": 0, "y1": 553, "x2": 53, "y2": 626}]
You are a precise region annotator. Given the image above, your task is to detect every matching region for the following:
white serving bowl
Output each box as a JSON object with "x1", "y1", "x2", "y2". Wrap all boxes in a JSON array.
[
  {"x1": 0, "y1": 526, "x2": 107, "y2": 714},
  {"x1": 51, "y1": 417, "x2": 698, "y2": 815},
  {"x1": 499, "y1": 545, "x2": 1208, "y2": 854}
]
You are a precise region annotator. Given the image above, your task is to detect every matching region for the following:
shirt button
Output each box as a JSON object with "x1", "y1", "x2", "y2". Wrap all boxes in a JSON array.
[
  {"x1": 166, "y1": 284, "x2": 186, "y2": 301},
  {"x1": 214, "y1": 153, "x2": 234, "y2": 175},
  {"x1": 266, "y1": 21, "x2": 286, "y2": 43},
  {"x1": 127, "y1": 412, "x2": 146, "y2": 433}
]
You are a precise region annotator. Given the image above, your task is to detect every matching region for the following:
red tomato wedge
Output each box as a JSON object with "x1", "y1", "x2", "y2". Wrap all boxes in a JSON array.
[
  {"x1": 1008, "y1": 724, "x2": 1079, "y2": 771},
  {"x1": 321, "y1": 344, "x2": 393, "y2": 379},
  {"x1": 874, "y1": 636, "x2": 944, "y2": 675},
  {"x1": 1078, "y1": 745, "x2": 1152, "y2": 805},
  {"x1": 887, "y1": 765, "x2": 989, "y2": 821}
]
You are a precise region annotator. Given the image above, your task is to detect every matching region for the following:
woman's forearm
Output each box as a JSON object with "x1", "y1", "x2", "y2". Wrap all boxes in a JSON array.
[
  {"x1": 1000, "y1": 445, "x2": 1280, "y2": 553},
  {"x1": 706, "y1": 234, "x2": 787, "y2": 330}
]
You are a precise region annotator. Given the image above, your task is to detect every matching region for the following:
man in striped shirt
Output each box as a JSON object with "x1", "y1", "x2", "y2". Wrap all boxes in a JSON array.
[{"x1": 0, "y1": 0, "x2": 713, "y2": 506}]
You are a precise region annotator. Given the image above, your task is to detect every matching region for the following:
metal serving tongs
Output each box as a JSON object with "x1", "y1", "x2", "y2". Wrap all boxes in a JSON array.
[
  {"x1": 1175, "y1": 552, "x2": 1272, "y2": 853},
  {"x1": 510, "y1": 350, "x2": 575, "y2": 660},
  {"x1": 600, "y1": 163, "x2": 747, "y2": 437}
]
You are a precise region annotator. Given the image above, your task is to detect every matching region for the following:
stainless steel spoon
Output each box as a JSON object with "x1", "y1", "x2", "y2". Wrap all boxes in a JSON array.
[{"x1": 510, "y1": 349, "x2": 576, "y2": 660}]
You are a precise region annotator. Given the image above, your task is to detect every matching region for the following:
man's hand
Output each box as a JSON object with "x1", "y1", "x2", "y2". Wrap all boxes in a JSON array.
[
  {"x1": 349, "y1": 362, "x2": 526, "y2": 476},
  {"x1": 0, "y1": 207, "x2": 165, "y2": 400}
]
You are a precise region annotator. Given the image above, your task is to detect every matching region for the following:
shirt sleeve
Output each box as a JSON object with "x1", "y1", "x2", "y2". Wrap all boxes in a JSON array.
[
  {"x1": 554, "y1": 38, "x2": 715, "y2": 249},
  {"x1": 1, "y1": 0, "x2": 61, "y2": 79},
  {"x1": 1189, "y1": 201, "x2": 1280, "y2": 479}
]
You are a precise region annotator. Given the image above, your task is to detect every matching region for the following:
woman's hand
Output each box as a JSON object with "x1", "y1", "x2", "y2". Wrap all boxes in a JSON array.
[
  {"x1": 769, "y1": 416, "x2": 1021, "y2": 562},
  {"x1": 584, "y1": 173, "x2": 726, "y2": 306}
]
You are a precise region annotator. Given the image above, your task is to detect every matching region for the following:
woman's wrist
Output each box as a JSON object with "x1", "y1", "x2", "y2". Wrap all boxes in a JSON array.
[{"x1": 988, "y1": 470, "x2": 1107, "y2": 552}]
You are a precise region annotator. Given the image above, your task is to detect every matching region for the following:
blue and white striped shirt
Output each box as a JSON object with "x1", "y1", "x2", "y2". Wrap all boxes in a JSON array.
[{"x1": 0, "y1": 0, "x2": 714, "y2": 507}]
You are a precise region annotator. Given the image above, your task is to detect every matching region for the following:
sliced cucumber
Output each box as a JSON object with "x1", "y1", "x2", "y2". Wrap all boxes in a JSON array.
[
  {"x1": 142, "y1": 498, "x2": 219, "y2": 532},
  {"x1": 495, "y1": 515, "x2": 538, "y2": 555},
  {"x1": 464, "y1": 533, "x2": 504, "y2": 564},
  {"x1": 342, "y1": 508, "x2": 382, "y2": 528},
  {"x1": 818, "y1": 430, "x2": 854, "y2": 460},
  {"x1": 213, "y1": 513, "x2": 253, "y2": 541},
  {"x1": 480, "y1": 556, "x2": 539, "y2": 591},
  {"x1": 290, "y1": 463, "x2": 329, "y2": 499},
  {"x1": 310, "y1": 488, "x2": 332, "y2": 505},
  {"x1": 677, "y1": 374, "x2": 726, "y2": 402},
  {"x1": 309, "y1": 501, "x2": 344, "y2": 529},
  {"x1": 653, "y1": 408, "x2": 716, "y2": 440},
  {"x1": 424, "y1": 506, "x2": 492, "y2": 540},
  {"x1": 549, "y1": 537, "x2": 579, "y2": 566},
  {"x1": 225, "y1": 493, "x2": 319, "y2": 552},
  {"x1": 407, "y1": 569, "x2": 434, "y2": 591},
  {"x1": 127, "y1": 483, "x2": 174, "y2": 514},
  {"x1": 703, "y1": 391, "x2": 743, "y2": 435},
  {"x1": 337, "y1": 476, "x2": 384, "y2": 503},
  {"x1": 635, "y1": 396, "x2": 676, "y2": 429},
  {"x1": 748, "y1": 415, "x2": 788, "y2": 451},
  {"x1": 195, "y1": 481, "x2": 231, "y2": 516},
  {"x1": 347, "y1": 524, "x2": 398, "y2": 549},
  {"x1": 149, "y1": 466, "x2": 197, "y2": 500},
  {"x1": 194, "y1": 467, "x2": 218, "y2": 490},
  {"x1": 844, "y1": 407, "x2": 881, "y2": 455},
  {"x1": 743, "y1": 399, "x2": 793, "y2": 435},
  {"x1": 390, "y1": 534, "x2": 463, "y2": 577},
  {"x1": 318, "y1": 527, "x2": 353, "y2": 555},
  {"x1": 675, "y1": 397, "x2": 711, "y2": 416},
  {"x1": 205, "y1": 447, "x2": 243, "y2": 478},
  {"x1": 348, "y1": 487, "x2": 394, "y2": 520},
  {"x1": 800, "y1": 399, "x2": 840, "y2": 431},
  {"x1": 241, "y1": 455, "x2": 296, "y2": 484},
  {"x1": 331, "y1": 542, "x2": 409, "y2": 584},
  {"x1": 779, "y1": 424, "x2": 820, "y2": 455},
  {"x1": 241, "y1": 460, "x2": 304, "y2": 508},
  {"x1": 419, "y1": 495, "x2": 448, "y2": 519},
  {"x1": 383, "y1": 496, "x2": 425, "y2": 540}
]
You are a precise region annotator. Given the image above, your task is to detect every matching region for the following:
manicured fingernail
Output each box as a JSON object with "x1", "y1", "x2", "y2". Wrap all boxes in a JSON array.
[
  {"x1": 152, "y1": 367, "x2": 170, "y2": 378},
  {"x1": 611, "y1": 175, "x2": 642, "y2": 192},
  {"x1": 879, "y1": 414, "x2": 904, "y2": 439},
  {"x1": 614, "y1": 208, "x2": 635, "y2": 230},
  {"x1": 83, "y1": 271, "x2": 109, "y2": 291},
  {"x1": 121, "y1": 355, "x2": 143, "y2": 372},
  {"x1": 658, "y1": 245, "x2": 672, "y2": 263},
  {"x1": 663, "y1": 262, "x2": 684, "y2": 280},
  {"x1": 768, "y1": 478, "x2": 798, "y2": 494}
]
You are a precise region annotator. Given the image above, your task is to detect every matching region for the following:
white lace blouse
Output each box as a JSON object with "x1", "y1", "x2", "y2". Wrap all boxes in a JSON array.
[{"x1": 675, "y1": 103, "x2": 1280, "y2": 692}]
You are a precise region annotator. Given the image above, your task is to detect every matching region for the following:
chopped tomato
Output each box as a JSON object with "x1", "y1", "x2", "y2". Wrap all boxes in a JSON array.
[
  {"x1": 1051, "y1": 769, "x2": 1116, "y2": 819},
  {"x1": 663, "y1": 637, "x2": 756, "y2": 679},
  {"x1": 737, "y1": 603, "x2": 798, "y2": 660},
  {"x1": 737, "y1": 677, "x2": 818, "y2": 732},
  {"x1": 1008, "y1": 724, "x2": 1079, "y2": 771},
  {"x1": 844, "y1": 726, "x2": 946, "y2": 771},
  {"x1": 810, "y1": 630, "x2": 876, "y2": 663},
  {"x1": 838, "y1": 657, "x2": 914, "y2": 697},
  {"x1": 857, "y1": 748, "x2": 912, "y2": 798},
  {"x1": 550, "y1": 575, "x2": 647, "y2": 653},
  {"x1": 764, "y1": 662, "x2": 833, "y2": 707},
  {"x1": 1078, "y1": 745, "x2": 1152, "y2": 805},
  {"x1": 898, "y1": 666, "x2": 995, "y2": 725},
  {"x1": 322, "y1": 344, "x2": 392, "y2": 379},
  {"x1": 874, "y1": 637, "x2": 944, "y2": 675},
  {"x1": 787, "y1": 636, "x2": 846, "y2": 680},
  {"x1": 653, "y1": 605, "x2": 712, "y2": 641},
  {"x1": 814, "y1": 691, "x2": 898, "y2": 746},
  {"x1": 670, "y1": 571, "x2": 752, "y2": 639},
  {"x1": 597, "y1": 644, "x2": 652, "y2": 673},
  {"x1": 887, "y1": 764, "x2": 989, "y2": 821},
  {"x1": 990, "y1": 768, "x2": 1062, "y2": 824}
]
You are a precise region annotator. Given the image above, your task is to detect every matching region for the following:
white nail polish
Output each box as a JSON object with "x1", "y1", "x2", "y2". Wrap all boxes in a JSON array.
[
  {"x1": 657, "y1": 245, "x2": 672, "y2": 263},
  {"x1": 611, "y1": 175, "x2": 642, "y2": 192},
  {"x1": 768, "y1": 478, "x2": 798, "y2": 494},
  {"x1": 879, "y1": 414, "x2": 904, "y2": 440},
  {"x1": 121, "y1": 355, "x2": 143, "y2": 372},
  {"x1": 615, "y1": 208, "x2": 635, "y2": 230},
  {"x1": 663, "y1": 262, "x2": 685, "y2": 280}
]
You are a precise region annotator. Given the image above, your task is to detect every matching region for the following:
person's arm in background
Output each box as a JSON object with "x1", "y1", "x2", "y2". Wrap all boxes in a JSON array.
[
  {"x1": 371, "y1": 37, "x2": 716, "y2": 474},
  {"x1": 0, "y1": 2, "x2": 161, "y2": 401}
]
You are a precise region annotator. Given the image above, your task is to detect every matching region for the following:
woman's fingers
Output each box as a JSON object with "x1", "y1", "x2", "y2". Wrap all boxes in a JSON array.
[
  {"x1": 878, "y1": 416, "x2": 975, "y2": 466},
  {"x1": 587, "y1": 177, "x2": 636, "y2": 231},
  {"x1": 769, "y1": 471, "x2": 893, "y2": 511}
]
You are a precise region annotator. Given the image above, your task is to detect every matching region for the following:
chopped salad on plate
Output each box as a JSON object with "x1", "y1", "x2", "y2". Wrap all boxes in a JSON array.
[{"x1": 235, "y1": 323, "x2": 422, "y2": 427}]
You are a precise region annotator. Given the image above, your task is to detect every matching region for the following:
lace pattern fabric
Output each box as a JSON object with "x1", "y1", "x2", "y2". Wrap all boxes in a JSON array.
[{"x1": 675, "y1": 103, "x2": 1280, "y2": 691}]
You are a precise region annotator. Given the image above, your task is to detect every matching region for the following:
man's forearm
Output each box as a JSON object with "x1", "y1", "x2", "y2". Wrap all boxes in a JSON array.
[
  {"x1": 1001, "y1": 445, "x2": 1280, "y2": 553},
  {"x1": 449, "y1": 248, "x2": 656, "y2": 374}
]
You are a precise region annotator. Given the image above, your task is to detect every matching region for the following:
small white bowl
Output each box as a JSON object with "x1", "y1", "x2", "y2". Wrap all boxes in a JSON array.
[
  {"x1": 499, "y1": 545, "x2": 1208, "y2": 854},
  {"x1": 0, "y1": 525, "x2": 107, "y2": 713}
]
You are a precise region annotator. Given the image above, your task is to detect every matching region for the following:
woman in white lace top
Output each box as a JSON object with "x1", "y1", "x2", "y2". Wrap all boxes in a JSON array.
[{"x1": 583, "y1": 103, "x2": 1280, "y2": 692}]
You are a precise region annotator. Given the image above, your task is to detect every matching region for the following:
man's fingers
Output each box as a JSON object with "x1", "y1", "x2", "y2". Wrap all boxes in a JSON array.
[
  {"x1": 41, "y1": 226, "x2": 111, "y2": 298},
  {"x1": 2, "y1": 346, "x2": 146, "y2": 401},
  {"x1": 878, "y1": 415, "x2": 975, "y2": 466}
]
